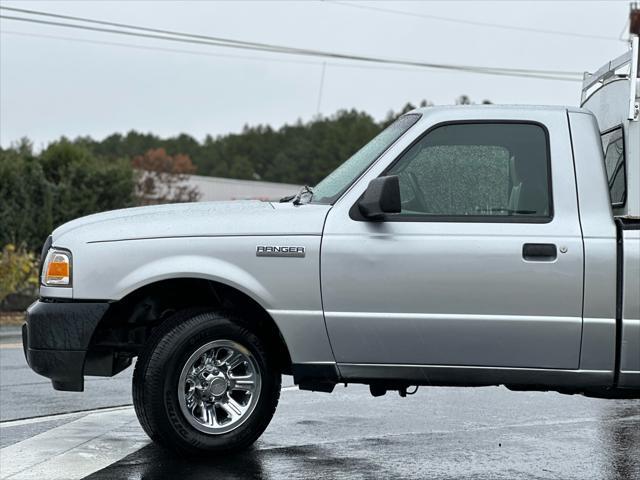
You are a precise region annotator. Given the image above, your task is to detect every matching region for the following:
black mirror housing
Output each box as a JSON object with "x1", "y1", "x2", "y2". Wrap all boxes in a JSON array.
[{"x1": 358, "y1": 175, "x2": 401, "y2": 220}]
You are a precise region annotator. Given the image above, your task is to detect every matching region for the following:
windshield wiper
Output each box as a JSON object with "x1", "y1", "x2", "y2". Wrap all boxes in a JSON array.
[{"x1": 292, "y1": 185, "x2": 314, "y2": 205}]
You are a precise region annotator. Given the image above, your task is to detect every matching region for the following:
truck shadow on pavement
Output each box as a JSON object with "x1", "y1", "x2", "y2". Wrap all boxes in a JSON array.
[{"x1": 85, "y1": 442, "x2": 381, "y2": 480}]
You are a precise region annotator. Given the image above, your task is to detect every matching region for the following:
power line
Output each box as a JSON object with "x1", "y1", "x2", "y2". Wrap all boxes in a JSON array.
[
  {"x1": 4, "y1": 29, "x2": 550, "y2": 79},
  {"x1": 0, "y1": 5, "x2": 309, "y2": 54},
  {"x1": 0, "y1": 9, "x2": 582, "y2": 82},
  {"x1": 0, "y1": 6, "x2": 581, "y2": 76},
  {"x1": 0, "y1": 30, "x2": 322, "y2": 67},
  {"x1": 328, "y1": 1, "x2": 622, "y2": 42}
]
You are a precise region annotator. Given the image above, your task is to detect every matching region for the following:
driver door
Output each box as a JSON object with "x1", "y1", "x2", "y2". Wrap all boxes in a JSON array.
[{"x1": 320, "y1": 120, "x2": 584, "y2": 369}]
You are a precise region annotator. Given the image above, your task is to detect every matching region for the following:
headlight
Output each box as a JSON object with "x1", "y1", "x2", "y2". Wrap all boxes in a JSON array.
[{"x1": 41, "y1": 249, "x2": 72, "y2": 286}]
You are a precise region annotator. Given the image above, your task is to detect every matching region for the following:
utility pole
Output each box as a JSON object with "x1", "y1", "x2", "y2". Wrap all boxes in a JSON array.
[
  {"x1": 631, "y1": 2, "x2": 640, "y2": 36},
  {"x1": 316, "y1": 62, "x2": 327, "y2": 117}
]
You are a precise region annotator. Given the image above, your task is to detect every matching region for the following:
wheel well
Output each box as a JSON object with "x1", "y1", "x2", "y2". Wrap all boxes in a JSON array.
[{"x1": 87, "y1": 278, "x2": 292, "y2": 375}]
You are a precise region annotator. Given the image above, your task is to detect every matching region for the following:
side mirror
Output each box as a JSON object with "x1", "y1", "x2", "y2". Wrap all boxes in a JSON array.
[{"x1": 358, "y1": 175, "x2": 401, "y2": 220}]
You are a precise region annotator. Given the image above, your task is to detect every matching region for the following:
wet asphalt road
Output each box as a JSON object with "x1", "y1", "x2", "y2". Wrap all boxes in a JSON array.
[
  {"x1": 82, "y1": 388, "x2": 640, "y2": 480},
  {"x1": 0, "y1": 345, "x2": 133, "y2": 422},
  {"x1": 1, "y1": 330, "x2": 640, "y2": 479}
]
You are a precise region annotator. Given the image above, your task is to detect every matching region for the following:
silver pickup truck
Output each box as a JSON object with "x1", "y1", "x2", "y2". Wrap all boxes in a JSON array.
[{"x1": 23, "y1": 40, "x2": 640, "y2": 455}]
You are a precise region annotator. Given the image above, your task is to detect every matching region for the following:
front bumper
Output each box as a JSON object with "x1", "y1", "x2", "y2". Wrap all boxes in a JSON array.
[{"x1": 22, "y1": 300, "x2": 110, "y2": 391}]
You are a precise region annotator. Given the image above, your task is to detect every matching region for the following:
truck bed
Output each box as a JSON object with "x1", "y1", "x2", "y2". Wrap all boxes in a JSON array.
[{"x1": 582, "y1": 37, "x2": 640, "y2": 391}]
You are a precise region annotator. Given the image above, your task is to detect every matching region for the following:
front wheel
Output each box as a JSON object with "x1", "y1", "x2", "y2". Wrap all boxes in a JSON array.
[{"x1": 132, "y1": 310, "x2": 281, "y2": 455}]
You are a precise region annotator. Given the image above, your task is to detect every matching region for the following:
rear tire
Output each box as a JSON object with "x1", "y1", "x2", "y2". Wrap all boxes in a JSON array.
[{"x1": 132, "y1": 309, "x2": 281, "y2": 455}]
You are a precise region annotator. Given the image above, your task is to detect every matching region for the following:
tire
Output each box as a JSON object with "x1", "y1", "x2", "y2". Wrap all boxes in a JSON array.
[{"x1": 132, "y1": 309, "x2": 281, "y2": 455}]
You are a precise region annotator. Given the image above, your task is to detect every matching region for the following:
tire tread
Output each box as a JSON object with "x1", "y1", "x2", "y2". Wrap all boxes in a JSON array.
[{"x1": 132, "y1": 308, "x2": 281, "y2": 455}]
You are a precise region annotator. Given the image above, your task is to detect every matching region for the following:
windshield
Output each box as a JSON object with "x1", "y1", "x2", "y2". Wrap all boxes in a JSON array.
[{"x1": 310, "y1": 114, "x2": 421, "y2": 204}]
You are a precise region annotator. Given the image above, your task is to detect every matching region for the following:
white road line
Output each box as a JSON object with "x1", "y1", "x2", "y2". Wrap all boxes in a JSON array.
[
  {"x1": 0, "y1": 408, "x2": 147, "y2": 480},
  {"x1": 0, "y1": 405, "x2": 133, "y2": 429},
  {"x1": 0, "y1": 385, "x2": 299, "y2": 479},
  {"x1": 0, "y1": 386, "x2": 298, "y2": 429}
]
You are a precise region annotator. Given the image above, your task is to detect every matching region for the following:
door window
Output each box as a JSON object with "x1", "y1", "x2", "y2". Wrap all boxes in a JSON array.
[{"x1": 387, "y1": 123, "x2": 552, "y2": 221}]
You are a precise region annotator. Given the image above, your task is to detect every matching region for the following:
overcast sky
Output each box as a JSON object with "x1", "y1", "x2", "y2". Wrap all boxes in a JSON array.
[{"x1": 0, "y1": 0, "x2": 630, "y2": 149}]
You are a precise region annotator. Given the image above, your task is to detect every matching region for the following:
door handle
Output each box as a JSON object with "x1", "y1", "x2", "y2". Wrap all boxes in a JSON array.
[{"x1": 522, "y1": 243, "x2": 557, "y2": 261}]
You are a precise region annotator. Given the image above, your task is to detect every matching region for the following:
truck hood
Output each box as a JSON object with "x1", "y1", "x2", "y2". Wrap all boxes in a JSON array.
[{"x1": 52, "y1": 201, "x2": 332, "y2": 246}]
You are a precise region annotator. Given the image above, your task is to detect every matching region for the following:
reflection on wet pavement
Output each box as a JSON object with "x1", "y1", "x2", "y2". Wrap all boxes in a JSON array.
[
  {"x1": 597, "y1": 405, "x2": 640, "y2": 480},
  {"x1": 85, "y1": 386, "x2": 640, "y2": 480}
]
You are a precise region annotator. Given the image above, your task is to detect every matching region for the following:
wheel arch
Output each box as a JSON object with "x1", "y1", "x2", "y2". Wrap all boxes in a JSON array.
[
  {"x1": 110, "y1": 255, "x2": 277, "y2": 308},
  {"x1": 87, "y1": 277, "x2": 293, "y2": 375}
]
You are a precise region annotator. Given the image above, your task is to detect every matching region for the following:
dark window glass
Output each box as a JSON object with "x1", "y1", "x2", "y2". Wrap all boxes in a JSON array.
[
  {"x1": 387, "y1": 123, "x2": 551, "y2": 220},
  {"x1": 601, "y1": 127, "x2": 626, "y2": 206}
]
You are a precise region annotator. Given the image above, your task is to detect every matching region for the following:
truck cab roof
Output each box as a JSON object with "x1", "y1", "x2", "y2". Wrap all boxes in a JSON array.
[{"x1": 409, "y1": 104, "x2": 590, "y2": 115}]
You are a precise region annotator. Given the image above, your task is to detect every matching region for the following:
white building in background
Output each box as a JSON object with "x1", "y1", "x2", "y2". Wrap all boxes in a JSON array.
[{"x1": 185, "y1": 174, "x2": 300, "y2": 202}]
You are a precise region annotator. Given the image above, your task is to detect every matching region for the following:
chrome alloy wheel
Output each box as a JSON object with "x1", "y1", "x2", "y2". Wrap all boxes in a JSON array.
[{"x1": 178, "y1": 339, "x2": 262, "y2": 435}]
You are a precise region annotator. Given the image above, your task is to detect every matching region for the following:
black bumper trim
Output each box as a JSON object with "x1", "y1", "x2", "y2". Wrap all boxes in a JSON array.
[
  {"x1": 26, "y1": 346, "x2": 86, "y2": 391},
  {"x1": 23, "y1": 300, "x2": 110, "y2": 391}
]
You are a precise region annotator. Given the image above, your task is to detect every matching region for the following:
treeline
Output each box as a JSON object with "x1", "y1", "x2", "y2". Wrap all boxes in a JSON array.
[
  {"x1": 73, "y1": 107, "x2": 402, "y2": 185},
  {"x1": 0, "y1": 141, "x2": 135, "y2": 252},
  {"x1": 0, "y1": 140, "x2": 135, "y2": 306}
]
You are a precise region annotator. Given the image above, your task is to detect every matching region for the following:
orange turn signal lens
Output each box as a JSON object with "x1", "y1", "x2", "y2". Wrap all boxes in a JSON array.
[
  {"x1": 47, "y1": 261, "x2": 69, "y2": 278},
  {"x1": 42, "y1": 249, "x2": 71, "y2": 286}
]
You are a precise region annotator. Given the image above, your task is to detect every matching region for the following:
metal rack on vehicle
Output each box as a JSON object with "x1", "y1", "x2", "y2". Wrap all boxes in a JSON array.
[
  {"x1": 581, "y1": 35, "x2": 639, "y2": 220},
  {"x1": 581, "y1": 35, "x2": 638, "y2": 121}
]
